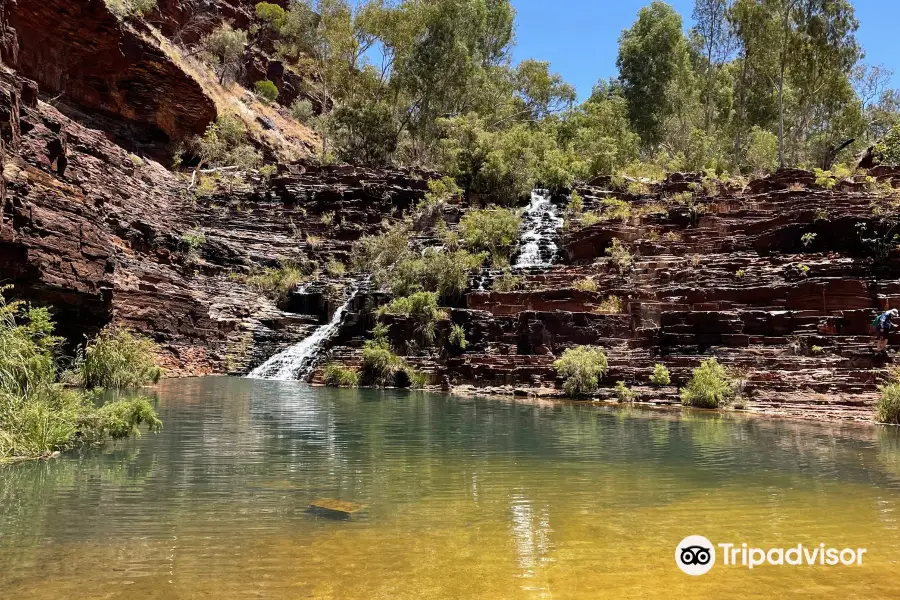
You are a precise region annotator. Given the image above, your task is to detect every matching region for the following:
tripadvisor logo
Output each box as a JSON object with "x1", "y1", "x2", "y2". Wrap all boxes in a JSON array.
[{"x1": 675, "y1": 536, "x2": 866, "y2": 575}]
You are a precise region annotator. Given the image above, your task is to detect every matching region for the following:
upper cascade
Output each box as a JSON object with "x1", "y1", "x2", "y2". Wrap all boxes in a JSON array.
[{"x1": 514, "y1": 190, "x2": 564, "y2": 269}]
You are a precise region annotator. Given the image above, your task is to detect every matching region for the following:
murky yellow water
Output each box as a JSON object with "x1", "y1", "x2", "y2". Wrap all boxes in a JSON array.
[{"x1": 2, "y1": 378, "x2": 899, "y2": 599}]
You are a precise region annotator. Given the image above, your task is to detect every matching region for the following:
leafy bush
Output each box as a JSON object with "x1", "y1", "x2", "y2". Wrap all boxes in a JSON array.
[
  {"x1": 680, "y1": 358, "x2": 735, "y2": 408},
  {"x1": 573, "y1": 277, "x2": 598, "y2": 292},
  {"x1": 614, "y1": 381, "x2": 635, "y2": 402},
  {"x1": 95, "y1": 397, "x2": 163, "y2": 439},
  {"x1": 323, "y1": 364, "x2": 360, "y2": 388},
  {"x1": 105, "y1": 0, "x2": 156, "y2": 19},
  {"x1": 325, "y1": 260, "x2": 346, "y2": 276},
  {"x1": 458, "y1": 208, "x2": 522, "y2": 261},
  {"x1": 378, "y1": 292, "x2": 448, "y2": 346},
  {"x1": 192, "y1": 114, "x2": 261, "y2": 170},
  {"x1": 389, "y1": 249, "x2": 484, "y2": 302},
  {"x1": 600, "y1": 198, "x2": 632, "y2": 222},
  {"x1": 801, "y1": 233, "x2": 817, "y2": 247},
  {"x1": 492, "y1": 270, "x2": 523, "y2": 292},
  {"x1": 605, "y1": 239, "x2": 633, "y2": 274},
  {"x1": 361, "y1": 339, "x2": 405, "y2": 387},
  {"x1": 0, "y1": 292, "x2": 161, "y2": 461},
  {"x1": 744, "y1": 126, "x2": 778, "y2": 176},
  {"x1": 877, "y1": 371, "x2": 900, "y2": 424},
  {"x1": 650, "y1": 363, "x2": 671, "y2": 386},
  {"x1": 448, "y1": 324, "x2": 468, "y2": 352},
  {"x1": 417, "y1": 176, "x2": 460, "y2": 219},
  {"x1": 202, "y1": 24, "x2": 249, "y2": 84},
  {"x1": 254, "y1": 80, "x2": 280, "y2": 103},
  {"x1": 735, "y1": 269, "x2": 745, "y2": 279},
  {"x1": 255, "y1": 2, "x2": 286, "y2": 29},
  {"x1": 594, "y1": 295, "x2": 624, "y2": 314},
  {"x1": 238, "y1": 261, "x2": 309, "y2": 299},
  {"x1": 77, "y1": 327, "x2": 163, "y2": 389},
  {"x1": 553, "y1": 345, "x2": 609, "y2": 397},
  {"x1": 351, "y1": 225, "x2": 410, "y2": 276},
  {"x1": 874, "y1": 125, "x2": 900, "y2": 166},
  {"x1": 290, "y1": 99, "x2": 315, "y2": 123}
]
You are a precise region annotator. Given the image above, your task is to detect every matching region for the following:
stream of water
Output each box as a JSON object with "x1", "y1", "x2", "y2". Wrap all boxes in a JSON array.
[
  {"x1": 247, "y1": 283, "x2": 361, "y2": 381},
  {"x1": 2, "y1": 378, "x2": 900, "y2": 599},
  {"x1": 514, "y1": 190, "x2": 564, "y2": 269}
]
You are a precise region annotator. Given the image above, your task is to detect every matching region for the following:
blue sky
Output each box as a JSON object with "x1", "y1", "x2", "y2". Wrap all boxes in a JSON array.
[{"x1": 510, "y1": 0, "x2": 900, "y2": 100}]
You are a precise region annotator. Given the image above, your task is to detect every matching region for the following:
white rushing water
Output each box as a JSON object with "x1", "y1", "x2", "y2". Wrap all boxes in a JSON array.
[
  {"x1": 513, "y1": 190, "x2": 564, "y2": 269},
  {"x1": 247, "y1": 283, "x2": 362, "y2": 381}
]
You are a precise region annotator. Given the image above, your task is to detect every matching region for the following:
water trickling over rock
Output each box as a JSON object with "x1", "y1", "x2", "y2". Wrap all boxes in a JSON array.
[
  {"x1": 514, "y1": 190, "x2": 564, "y2": 269},
  {"x1": 247, "y1": 283, "x2": 362, "y2": 381}
]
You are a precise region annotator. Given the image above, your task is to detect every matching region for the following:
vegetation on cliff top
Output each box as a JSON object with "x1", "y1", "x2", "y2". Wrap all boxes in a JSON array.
[
  {"x1": 169, "y1": 0, "x2": 900, "y2": 199},
  {"x1": 0, "y1": 292, "x2": 162, "y2": 463}
]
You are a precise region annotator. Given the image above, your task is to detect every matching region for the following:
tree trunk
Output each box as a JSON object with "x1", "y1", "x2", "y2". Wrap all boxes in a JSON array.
[{"x1": 778, "y1": 65, "x2": 785, "y2": 168}]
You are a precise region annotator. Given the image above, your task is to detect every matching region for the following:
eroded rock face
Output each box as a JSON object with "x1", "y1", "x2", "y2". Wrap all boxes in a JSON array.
[{"x1": 8, "y1": 0, "x2": 216, "y2": 155}]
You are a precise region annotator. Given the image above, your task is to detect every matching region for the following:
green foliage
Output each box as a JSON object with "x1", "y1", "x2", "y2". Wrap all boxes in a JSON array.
[
  {"x1": 492, "y1": 270, "x2": 522, "y2": 292},
  {"x1": 417, "y1": 176, "x2": 460, "y2": 219},
  {"x1": 254, "y1": 79, "x2": 280, "y2": 103},
  {"x1": 96, "y1": 397, "x2": 162, "y2": 439},
  {"x1": 801, "y1": 233, "x2": 817, "y2": 247},
  {"x1": 389, "y1": 249, "x2": 484, "y2": 303},
  {"x1": 105, "y1": 0, "x2": 156, "y2": 19},
  {"x1": 290, "y1": 99, "x2": 315, "y2": 123},
  {"x1": 877, "y1": 370, "x2": 900, "y2": 424},
  {"x1": 553, "y1": 345, "x2": 609, "y2": 397},
  {"x1": 325, "y1": 260, "x2": 345, "y2": 276},
  {"x1": 0, "y1": 292, "x2": 160, "y2": 461},
  {"x1": 350, "y1": 224, "x2": 410, "y2": 276},
  {"x1": 448, "y1": 324, "x2": 468, "y2": 352},
  {"x1": 573, "y1": 278, "x2": 598, "y2": 292},
  {"x1": 605, "y1": 239, "x2": 634, "y2": 274},
  {"x1": 594, "y1": 295, "x2": 624, "y2": 314},
  {"x1": 875, "y1": 125, "x2": 900, "y2": 166},
  {"x1": 323, "y1": 364, "x2": 360, "y2": 388},
  {"x1": 180, "y1": 230, "x2": 207, "y2": 263},
  {"x1": 202, "y1": 23, "x2": 248, "y2": 84},
  {"x1": 192, "y1": 114, "x2": 261, "y2": 169},
  {"x1": 77, "y1": 327, "x2": 163, "y2": 390},
  {"x1": 458, "y1": 207, "x2": 522, "y2": 260},
  {"x1": 735, "y1": 269, "x2": 745, "y2": 279},
  {"x1": 255, "y1": 2, "x2": 286, "y2": 30},
  {"x1": 378, "y1": 292, "x2": 448, "y2": 346},
  {"x1": 650, "y1": 363, "x2": 671, "y2": 386},
  {"x1": 238, "y1": 261, "x2": 309, "y2": 299},
  {"x1": 614, "y1": 380, "x2": 636, "y2": 403},
  {"x1": 361, "y1": 339, "x2": 408, "y2": 387},
  {"x1": 680, "y1": 358, "x2": 735, "y2": 409},
  {"x1": 745, "y1": 126, "x2": 778, "y2": 176}
]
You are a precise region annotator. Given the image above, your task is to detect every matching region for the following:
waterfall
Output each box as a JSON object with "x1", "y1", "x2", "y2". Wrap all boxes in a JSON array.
[
  {"x1": 514, "y1": 189, "x2": 563, "y2": 269},
  {"x1": 247, "y1": 283, "x2": 362, "y2": 381}
]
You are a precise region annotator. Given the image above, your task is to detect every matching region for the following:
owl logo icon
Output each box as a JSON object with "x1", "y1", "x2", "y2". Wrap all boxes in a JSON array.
[{"x1": 675, "y1": 536, "x2": 716, "y2": 575}]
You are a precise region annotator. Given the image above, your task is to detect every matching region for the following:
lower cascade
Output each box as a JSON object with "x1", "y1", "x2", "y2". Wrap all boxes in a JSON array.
[
  {"x1": 513, "y1": 189, "x2": 564, "y2": 269},
  {"x1": 247, "y1": 283, "x2": 362, "y2": 381}
]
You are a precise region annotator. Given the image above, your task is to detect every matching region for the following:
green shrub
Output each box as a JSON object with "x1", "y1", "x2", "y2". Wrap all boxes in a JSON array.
[
  {"x1": 77, "y1": 327, "x2": 163, "y2": 390},
  {"x1": 254, "y1": 80, "x2": 280, "y2": 103},
  {"x1": 614, "y1": 380, "x2": 635, "y2": 402},
  {"x1": 323, "y1": 364, "x2": 360, "y2": 388},
  {"x1": 361, "y1": 339, "x2": 405, "y2": 387},
  {"x1": 389, "y1": 249, "x2": 484, "y2": 302},
  {"x1": 553, "y1": 345, "x2": 609, "y2": 397},
  {"x1": 417, "y1": 176, "x2": 460, "y2": 219},
  {"x1": 350, "y1": 224, "x2": 410, "y2": 276},
  {"x1": 492, "y1": 270, "x2": 523, "y2": 292},
  {"x1": 680, "y1": 358, "x2": 735, "y2": 409},
  {"x1": 238, "y1": 261, "x2": 308, "y2": 299},
  {"x1": 255, "y1": 2, "x2": 286, "y2": 29},
  {"x1": 378, "y1": 292, "x2": 448, "y2": 346},
  {"x1": 875, "y1": 125, "x2": 900, "y2": 166},
  {"x1": 605, "y1": 239, "x2": 633, "y2": 274},
  {"x1": 290, "y1": 99, "x2": 315, "y2": 123},
  {"x1": 191, "y1": 114, "x2": 261, "y2": 169},
  {"x1": 801, "y1": 233, "x2": 817, "y2": 247},
  {"x1": 202, "y1": 24, "x2": 249, "y2": 84},
  {"x1": 448, "y1": 324, "x2": 468, "y2": 352},
  {"x1": 877, "y1": 379, "x2": 900, "y2": 424},
  {"x1": 600, "y1": 198, "x2": 632, "y2": 222},
  {"x1": 650, "y1": 363, "x2": 671, "y2": 386},
  {"x1": 744, "y1": 126, "x2": 778, "y2": 177},
  {"x1": 105, "y1": 0, "x2": 156, "y2": 19},
  {"x1": 0, "y1": 292, "x2": 161, "y2": 461},
  {"x1": 573, "y1": 277, "x2": 598, "y2": 292},
  {"x1": 325, "y1": 260, "x2": 346, "y2": 276},
  {"x1": 594, "y1": 295, "x2": 624, "y2": 314},
  {"x1": 458, "y1": 208, "x2": 522, "y2": 260}
]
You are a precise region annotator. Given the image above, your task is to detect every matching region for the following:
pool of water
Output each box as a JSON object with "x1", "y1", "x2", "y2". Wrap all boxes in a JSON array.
[{"x1": 2, "y1": 377, "x2": 900, "y2": 598}]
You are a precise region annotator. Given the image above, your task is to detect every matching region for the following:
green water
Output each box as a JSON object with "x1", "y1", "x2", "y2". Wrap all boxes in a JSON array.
[{"x1": 2, "y1": 377, "x2": 900, "y2": 599}]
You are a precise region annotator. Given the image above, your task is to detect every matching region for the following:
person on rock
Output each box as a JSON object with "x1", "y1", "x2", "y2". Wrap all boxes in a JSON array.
[{"x1": 875, "y1": 308, "x2": 899, "y2": 353}]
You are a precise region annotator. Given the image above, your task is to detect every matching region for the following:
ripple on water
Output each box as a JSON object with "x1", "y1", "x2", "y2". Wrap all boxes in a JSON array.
[{"x1": 2, "y1": 378, "x2": 900, "y2": 599}]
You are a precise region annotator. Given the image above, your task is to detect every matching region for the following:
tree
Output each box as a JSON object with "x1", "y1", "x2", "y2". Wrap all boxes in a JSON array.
[
  {"x1": 691, "y1": 0, "x2": 735, "y2": 134},
  {"x1": 616, "y1": 1, "x2": 694, "y2": 147},
  {"x1": 203, "y1": 23, "x2": 249, "y2": 84}
]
